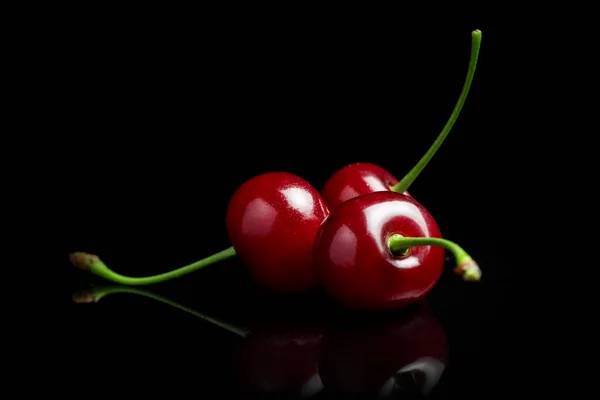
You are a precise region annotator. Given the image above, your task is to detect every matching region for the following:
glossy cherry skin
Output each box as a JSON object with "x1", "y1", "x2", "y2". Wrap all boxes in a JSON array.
[
  {"x1": 313, "y1": 190, "x2": 445, "y2": 310},
  {"x1": 226, "y1": 172, "x2": 330, "y2": 293},
  {"x1": 236, "y1": 321, "x2": 326, "y2": 398},
  {"x1": 321, "y1": 162, "x2": 411, "y2": 210},
  {"x1": 318, "y1": 305, "x2": 447, "y2": 397}
]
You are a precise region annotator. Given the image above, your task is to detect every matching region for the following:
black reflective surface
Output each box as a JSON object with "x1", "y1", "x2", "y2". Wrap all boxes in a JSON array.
[{"x1": 64, "y1": 245, "x2": 514, "y2": 399}]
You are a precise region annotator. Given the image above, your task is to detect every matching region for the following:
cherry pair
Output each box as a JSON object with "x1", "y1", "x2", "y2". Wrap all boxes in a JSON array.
[
  {"x1": 70, "y1": 29, "x2": 482, "y2": 311},
  {"x1": 74, "y1": 285, "x2": 447, "y2": 398}
]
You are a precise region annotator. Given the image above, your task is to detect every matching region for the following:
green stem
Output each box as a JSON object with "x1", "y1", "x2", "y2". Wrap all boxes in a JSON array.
[
  {"x1": 69, "y1": 246, "x2": 236, "y2": 286},
  {"x1": 73, "y1": 284, "x2": 248, "y2": 337},
  {"x1": 391, "y1": 29, "x2": 482, "y2": 194},
  {"x1": 387, "y1": 234, "x2": 481, "y2": 281}
]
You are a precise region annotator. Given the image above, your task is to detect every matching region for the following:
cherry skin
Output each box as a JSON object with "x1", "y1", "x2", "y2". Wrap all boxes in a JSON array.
[
  {"x1": 226, "y1": 172, "x2": 330, "y2": 293},
  {"x1": 321, "y1": 162, "x2": 411, "y2": 210},
  {"x1": 318, "y1": 305, "x2": 447, "y2": 397},
  {"x1": 313, "y1": 190, "x2": 445, "y2": 310}
]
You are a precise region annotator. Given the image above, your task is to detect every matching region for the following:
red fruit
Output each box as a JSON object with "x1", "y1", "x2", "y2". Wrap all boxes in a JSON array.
[
  {"x1": 236, "y1": 321, "x2": 326, "y2": 398},
  {"x1": 313, "y1": 191, "x2": 445, "y2": 310},
  {"x1": 226, "y1": 172, "x2": 330, "y2": 293},
  {"x1": 321, "y1": 162, "x2": 411, "y2": 210},
  {"x1": 318, "y1": 306, "x2": 447, "y2": 397}
]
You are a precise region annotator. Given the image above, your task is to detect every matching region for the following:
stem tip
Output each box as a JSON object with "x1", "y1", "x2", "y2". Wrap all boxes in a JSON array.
[
  {"x1": 72, "y1": 289, "x2": 98, "y2": 303},
  {"x1": 454, "y1": 258, "x2": 482, "y2": 282},
  {"x1": 69, "y1": 252, "x2": 99, "y2": 271}
]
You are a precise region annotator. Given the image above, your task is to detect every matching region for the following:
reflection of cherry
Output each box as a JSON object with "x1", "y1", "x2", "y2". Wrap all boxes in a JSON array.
[
  {"x1": 73, "y1": 285, "x2": 327, "y2": 399},
  {"x1": 318, "y1": 305, "x2": 447, "y2": 398},
  {"x1": 236, "y1": 321, "x2": 325, "y2": 398}
]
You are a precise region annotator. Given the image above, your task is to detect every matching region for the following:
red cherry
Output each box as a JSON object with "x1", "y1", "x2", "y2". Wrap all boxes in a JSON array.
[
  {"x1": 313, "y1": 191, "x2": 480, "y2": 310},
  {"x1": 321, "y1": 30, "x2": 482, "y2": 210},
  {"x1": 321, "y1": 162, "x2": 411, "y2": 210},
  {"x1": 69, "y1": 172, "x2": 329, "y2": 293},
  {"x1": 318, "y1": 306, "x2": 447, "y2": 397},
  {"x1": 226, "y1": 172, "x2": 330, "y2": 293}
]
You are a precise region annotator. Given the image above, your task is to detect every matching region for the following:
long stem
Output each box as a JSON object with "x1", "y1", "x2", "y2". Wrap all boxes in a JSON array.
[
  {"x1": 391, "y1": 29, "x2": 482, "y2": 194},
  {"x1": 69, "y1": 246, "x2": 236, "y2": 286},
  {"x1": 73, "y1": 284, "x2": 248, "y2": 337},
  {"x1": 387, "y1": 234, "x2": 481, "y2": 281}
]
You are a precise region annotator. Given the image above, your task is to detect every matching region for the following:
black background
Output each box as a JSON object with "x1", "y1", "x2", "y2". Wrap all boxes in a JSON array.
[{"x1": 24, "y1": 11, "x2": 559, "y2": 399}]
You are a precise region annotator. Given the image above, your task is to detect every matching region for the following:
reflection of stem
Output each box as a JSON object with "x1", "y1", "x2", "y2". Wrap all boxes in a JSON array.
[{"x1": 73, "y1": 285, "x2": 248, "y2": 337}]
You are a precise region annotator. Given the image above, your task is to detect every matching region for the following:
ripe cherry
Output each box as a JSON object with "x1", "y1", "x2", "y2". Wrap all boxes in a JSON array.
[
  {"x1": 225, "y1": 172, "x2": 329, "y2": 292},
  {"x1": 73, "y1": 285, "x2": 328, "y2": 398},
  {"x1": 313, "y1": 190, "x2": 481, "y2": 311},
  {"x1": 318, "y1": 305, "x2": 447, "y2": 398},
  {"x1": 70, "y1": 171, "x2": 330, "y2": 293},
  {"x1": 321, "y1": 29, "x2": 482, "y2": 210},
  {"x1": 321, "y1": 162, "x2": 410, "y2": 210}
]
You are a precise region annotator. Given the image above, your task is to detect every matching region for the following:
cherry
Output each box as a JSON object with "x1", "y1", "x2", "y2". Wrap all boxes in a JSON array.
[
  {"x1": 73, "y1": 285, "x2": 328, "y2": 398},
  {"x1": 225, "y1": 172, "x2": 330, "y2": 292},
  {"x1": 321, "y1": 29, "x2": 482, "y2": 210},
  {"x1": 321, "y1": 162, "x2": 410, "y2": 210},
  {"x1": 70, "y1": 171, "x2": 330, "y2": 293},
  {"x1": 313, "y1": 190, "x2": 481, "y2": 311},
  {"x1": 318, "y1": 305, "x2": 447, "y2": 398}
]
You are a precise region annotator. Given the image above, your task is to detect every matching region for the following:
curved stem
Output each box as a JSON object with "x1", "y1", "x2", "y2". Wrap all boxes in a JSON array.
[
  {"x1": 69, "y1": 246, "x2": 236, "y2": 286},
  {"x1": 73, "y1": 284, "x2": 248, "y2": 337},
  {"x1": 387, "y1": 234, "x2": 481, "y2": 281},
  {"x1": 391, "y1": 29, "x2": 482, "y2": 194}
]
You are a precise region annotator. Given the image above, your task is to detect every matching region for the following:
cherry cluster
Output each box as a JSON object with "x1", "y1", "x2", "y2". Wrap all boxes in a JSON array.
[{"x1": 71, "y1": 30, "x2": 483, "y2": 311}]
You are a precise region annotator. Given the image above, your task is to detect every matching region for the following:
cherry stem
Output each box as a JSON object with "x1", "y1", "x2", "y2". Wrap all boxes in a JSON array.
[
  {"x1": 390, "y1": 29, "x2": 482, "y2": 194},
  {"x1": 387, "y1": 234, "x2": 481, "y2": 281},
  {"x1": 69, "y1": 246, "x2": 236, "y2": 286},
  {"x1": 72, "y1": 284, "x2": 248, "y2": 337}
]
